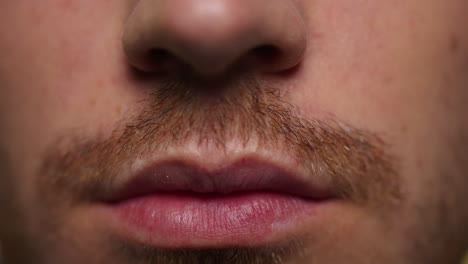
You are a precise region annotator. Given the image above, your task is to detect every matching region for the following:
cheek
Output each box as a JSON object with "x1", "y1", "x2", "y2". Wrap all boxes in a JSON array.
[
  {"x1": 295, "y1": 0, "x2": 465, "y2": 130},
  {"x1": 0, "y1": 1, "x2": 139, "y2": 147},
  {"x1": 288, "y1": 1, "x2": 468, "y2": 226}
]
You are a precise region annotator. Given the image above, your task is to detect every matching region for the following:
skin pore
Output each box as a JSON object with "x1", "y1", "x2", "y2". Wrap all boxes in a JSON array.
[{"x1": 0, "y1": 0, "x2": 467, "y2": 263}]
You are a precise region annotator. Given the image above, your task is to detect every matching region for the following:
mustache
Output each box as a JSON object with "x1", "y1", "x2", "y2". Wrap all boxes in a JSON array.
[
  {"x1": 37, "y1": 74, "x2": 402, "y2": 263},
  {"x1": 39, "y1": 74, "x2": 401, "y2": 208}
]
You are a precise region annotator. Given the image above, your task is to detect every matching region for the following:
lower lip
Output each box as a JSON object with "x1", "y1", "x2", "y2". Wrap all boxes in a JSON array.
[{"x1": 106, "y1": 192, "x2": 322, "y2": 248}]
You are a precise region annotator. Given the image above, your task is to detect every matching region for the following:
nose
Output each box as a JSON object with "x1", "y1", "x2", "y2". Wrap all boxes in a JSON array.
[{"x1": 122, "y1": 0, "x2": 306, "y2": 76}]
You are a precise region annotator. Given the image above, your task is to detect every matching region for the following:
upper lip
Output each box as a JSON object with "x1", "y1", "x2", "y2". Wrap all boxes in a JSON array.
[{"x1": 105, "y1": 157, "x2": 336, "y2": 203}]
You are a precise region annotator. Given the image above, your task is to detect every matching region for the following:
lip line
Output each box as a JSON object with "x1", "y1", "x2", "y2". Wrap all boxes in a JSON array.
[{"x1": 104, "y1": 156, "x2": 336, "y2": 203}]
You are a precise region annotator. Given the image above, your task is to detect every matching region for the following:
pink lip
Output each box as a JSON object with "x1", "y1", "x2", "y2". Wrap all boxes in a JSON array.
[{"x1": 104, "y1": 158, "x2": 336, "y2": 248}]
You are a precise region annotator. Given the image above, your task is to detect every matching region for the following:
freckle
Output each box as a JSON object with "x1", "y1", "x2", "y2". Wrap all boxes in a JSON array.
[
  {"x1": 382, "y1": 75, "x2": 394, "y2": 86},
  {"x1": 442, "y1": 72, "x2": 451, "y2": 84},
  {"x1": 400, "y1": 125, "x2": 407, "y2": 134},
  {"x1": 58, "y1": 0, "x2": 74, "y2": 10},
  {"x1": 449, "y1": 34, "x2": 459, "y2": 54},
  {"x1": 416, "y1": 159, "x2": 423, "y2": 169},
  {"x1": 115, "y1": 105, "x2": 122, "y2": 115},
  {"x1": 31, "y1": 11, "x2": 43, "y2": 25}
]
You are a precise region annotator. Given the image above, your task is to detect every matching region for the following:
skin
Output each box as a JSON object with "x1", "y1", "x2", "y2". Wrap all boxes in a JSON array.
[{"x1": 0, "y1": 0, "x2": 467, "y2": 263}]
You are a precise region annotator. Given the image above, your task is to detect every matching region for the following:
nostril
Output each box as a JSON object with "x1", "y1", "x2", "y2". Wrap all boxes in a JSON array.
[
  {"x1": 250, "y1": 45, "x2": 283, "y2": 66},
  {"x1": 146, "y1": 48, "x2": 197, "y2": 74},
  {"x1": 148, "y1": 49, "x2": 171, "y2": 61},
  {"x1": 129, "y1": 48, "x2": 175, "y2": 73},
  {"x1": 146, "y1": 49, "x2": 174, "y2": 70}
]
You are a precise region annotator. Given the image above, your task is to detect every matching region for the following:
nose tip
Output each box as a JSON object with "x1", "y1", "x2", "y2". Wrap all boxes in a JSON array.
[{"x1": 123, "y1": 0, "x2": 306, "y2": 76}]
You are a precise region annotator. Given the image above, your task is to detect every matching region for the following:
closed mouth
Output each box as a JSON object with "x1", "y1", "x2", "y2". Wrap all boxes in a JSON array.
[{"x1": 101, "y1": 157, "x2": 337, "y2": 248}]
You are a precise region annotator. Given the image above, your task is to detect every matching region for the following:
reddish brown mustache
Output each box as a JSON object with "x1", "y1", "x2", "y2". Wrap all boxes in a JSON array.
[{"x1": 38, "y1": 76, "x2": 402, "y2": 208}]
